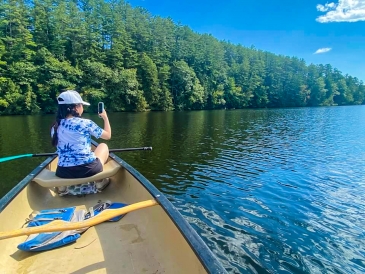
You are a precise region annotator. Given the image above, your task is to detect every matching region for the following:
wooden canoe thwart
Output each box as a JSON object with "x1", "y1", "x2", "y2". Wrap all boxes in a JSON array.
[{"x1": 0, "y1": 141, "x2": 227, "y2": 274}]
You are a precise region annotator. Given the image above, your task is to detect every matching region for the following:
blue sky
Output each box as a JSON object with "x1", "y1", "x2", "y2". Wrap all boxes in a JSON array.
[{"x1": 127, "y1": 0, "x2": 365, "y2": 81}]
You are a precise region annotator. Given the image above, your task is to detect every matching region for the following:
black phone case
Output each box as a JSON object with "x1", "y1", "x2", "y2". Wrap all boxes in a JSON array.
[{"x1": 98, "y1": 102, "x2": 104, "y2": 113}]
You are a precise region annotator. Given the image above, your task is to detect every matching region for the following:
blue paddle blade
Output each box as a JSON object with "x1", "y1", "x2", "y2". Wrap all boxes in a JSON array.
[
  {"x1": 108, "y1": 203, "x2": 129, "y2": 222},
  {"x1": 0, "y1": 154, "x2": 33, "y2": 163},
  {"x1": 84, "y1": 202, "x2": 128, "y2": 222}
]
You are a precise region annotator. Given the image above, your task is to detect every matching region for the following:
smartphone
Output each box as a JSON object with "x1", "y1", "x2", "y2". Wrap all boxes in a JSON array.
[{"x1": 98, "y1": 102, "x2": 104, "y2": 117}]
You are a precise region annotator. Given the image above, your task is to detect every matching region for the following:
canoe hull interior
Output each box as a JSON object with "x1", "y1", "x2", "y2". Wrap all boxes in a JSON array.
[{"x1": 0, "y1": 156, "x2": 209, "y2": 273}]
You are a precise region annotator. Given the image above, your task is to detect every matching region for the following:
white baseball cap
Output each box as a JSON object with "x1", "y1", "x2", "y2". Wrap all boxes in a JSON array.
[{"x1": 57, "y1": 90, "x2": 90, "y2": 106}]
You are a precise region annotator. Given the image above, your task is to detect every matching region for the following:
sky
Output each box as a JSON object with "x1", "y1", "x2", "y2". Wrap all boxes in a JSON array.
[{"x1": 126, "y1": 0, "x2": 365, "y2": 81}]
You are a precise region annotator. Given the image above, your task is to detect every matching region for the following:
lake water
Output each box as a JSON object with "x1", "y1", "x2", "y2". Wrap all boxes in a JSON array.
[{"x1": 1, "y1": 107, "x2": 365, "y2": 273}]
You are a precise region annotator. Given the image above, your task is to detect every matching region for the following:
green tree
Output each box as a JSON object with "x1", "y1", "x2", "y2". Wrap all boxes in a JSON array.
[
  {"x1": 171, "y1": 60, "x2": 204, "y2": 110},
  {"x1": 157, "y1": 64, "x2": 173, "y2": 110},
  {"x1": 224, "y1": 77, "x2": 244, "y2": 109},
  {"x1": 137, "y1": 53, "x2": 160, "y2": 109},
  {"x1": 309, "y1": 77, "x2": 327, "y2": 106},
  {"x1": 35, "y1": 48, "x2": 82, "y2": 112}
]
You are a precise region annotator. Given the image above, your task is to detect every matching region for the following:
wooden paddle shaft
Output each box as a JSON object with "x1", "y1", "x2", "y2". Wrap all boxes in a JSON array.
[{"x1": 0, "y1": 200, "x2": 158, "y2": 240}]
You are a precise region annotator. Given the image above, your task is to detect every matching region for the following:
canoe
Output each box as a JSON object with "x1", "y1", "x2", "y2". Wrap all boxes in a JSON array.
[{"x1": 0, "y1": 141, "x2": 226, "y2": 273}]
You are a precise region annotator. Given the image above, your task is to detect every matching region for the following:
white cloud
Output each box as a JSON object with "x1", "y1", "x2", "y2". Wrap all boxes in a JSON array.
[
  {"x1": 314, "y1": 47, "x2": 332, "y2": 54},
  {"x1": 316, "y1": 0, "x2": 365, "y2": 23},
  {"x1": 317, "y1": 2, "x2": 336, "y2": 12}
]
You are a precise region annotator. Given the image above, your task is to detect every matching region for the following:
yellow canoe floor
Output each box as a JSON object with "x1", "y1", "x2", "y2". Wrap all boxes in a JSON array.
[{"x1": 0, "y1": 161, "x2": 207, "y2": 274}]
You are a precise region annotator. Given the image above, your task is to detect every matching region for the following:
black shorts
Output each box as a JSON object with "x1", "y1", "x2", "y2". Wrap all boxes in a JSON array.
[{"x1": 56, "y1": 158, "x2": 103, "y2": 179}]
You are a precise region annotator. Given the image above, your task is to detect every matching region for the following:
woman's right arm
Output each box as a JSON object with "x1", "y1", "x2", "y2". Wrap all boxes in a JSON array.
[{"x1": 99, "y1": 110, "x2": 111, "y2": 140}]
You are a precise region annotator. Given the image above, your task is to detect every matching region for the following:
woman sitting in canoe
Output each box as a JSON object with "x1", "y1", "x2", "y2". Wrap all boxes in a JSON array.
[{"x1": 51, "y1": 90, "x2": 112, "y2": 194}]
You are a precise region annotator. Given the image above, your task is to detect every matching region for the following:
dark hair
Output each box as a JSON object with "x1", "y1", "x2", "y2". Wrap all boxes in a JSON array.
[{"x1": 51, "y1": 104, "x2": 80, "y2": 146}]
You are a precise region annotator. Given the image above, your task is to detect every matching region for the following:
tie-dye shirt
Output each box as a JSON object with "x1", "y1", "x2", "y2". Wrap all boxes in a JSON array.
[{"x1": 52, "y1": 117, "x2": 103, "y2": 167}]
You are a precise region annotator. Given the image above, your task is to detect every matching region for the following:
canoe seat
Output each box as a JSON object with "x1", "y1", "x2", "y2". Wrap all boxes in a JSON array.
[{"x1": 33, "y1": 161, "x2": 121, "y2": 188}]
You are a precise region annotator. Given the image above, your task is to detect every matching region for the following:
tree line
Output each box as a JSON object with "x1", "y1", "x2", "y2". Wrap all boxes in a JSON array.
[{"x1": 0, "y1": 0, "x2": 364, "y2": 115}]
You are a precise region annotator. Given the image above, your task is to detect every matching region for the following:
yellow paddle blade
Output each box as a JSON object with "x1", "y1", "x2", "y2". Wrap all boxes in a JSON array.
[{"x1": 0, "y1": 200, "x2": 158, "y2": 240}]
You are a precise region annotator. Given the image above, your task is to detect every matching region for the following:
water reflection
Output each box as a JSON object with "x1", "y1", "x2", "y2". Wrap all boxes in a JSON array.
[{"x1": 1, "y1": 107, "x2": 365, "y2": 273}]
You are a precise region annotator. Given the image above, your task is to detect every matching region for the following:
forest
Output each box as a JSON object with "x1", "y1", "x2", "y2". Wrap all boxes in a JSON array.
[{"x1": 0, "y1": 0, "x2": 364, "y2": 115}]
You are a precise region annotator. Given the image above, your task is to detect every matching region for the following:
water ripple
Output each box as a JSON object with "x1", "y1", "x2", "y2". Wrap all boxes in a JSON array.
[{"x1": 157, "y1": 107, "x2": 365, "y2": 273}]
